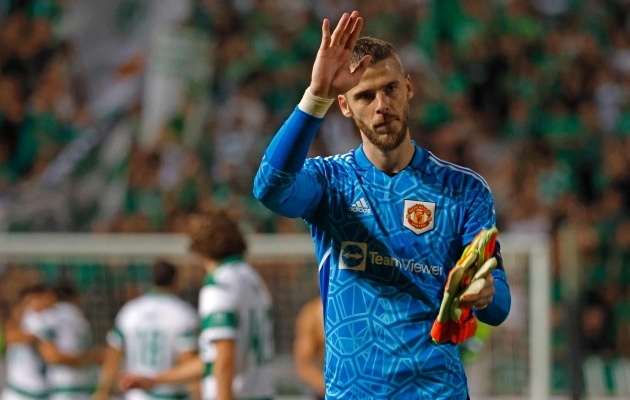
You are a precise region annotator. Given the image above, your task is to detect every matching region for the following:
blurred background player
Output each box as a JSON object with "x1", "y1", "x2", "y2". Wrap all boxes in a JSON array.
[
  {"x1": 22, "y1": 284, "x2": 103, "y2": 400},
  {"x1": 120, "y1": 208, "x2": 274, "y2": 400},
  {"x1": 93, "y1": 260, "x2": 199, "y2": 400},
  {"x1": 293, "y1": 297, "x2": 325, "y2": 400},
  {"x1": 1, "y1": 285, "x2": 47, "y2": 400}
]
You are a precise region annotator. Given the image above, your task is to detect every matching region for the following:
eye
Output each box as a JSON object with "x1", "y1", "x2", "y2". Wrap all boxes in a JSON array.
[
  {"x1": 356, "y1": 92, "x2": 374, "y2": 101},
  {"x1": 385, "y1": 84, "x2": 398, "y2": 93}
]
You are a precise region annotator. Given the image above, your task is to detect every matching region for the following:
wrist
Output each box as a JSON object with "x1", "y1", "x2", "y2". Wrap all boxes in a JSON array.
[
  {"x1": 298, "y1": 87, "x2": 335, "y2": 118},
  {"x1": 308, "y1": 84, "x2": 332, "y2": 99}
]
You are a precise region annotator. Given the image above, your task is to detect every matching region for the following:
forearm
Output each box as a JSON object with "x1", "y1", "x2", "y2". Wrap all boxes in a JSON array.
[
  {"x1": 38, "y1": 341, "x2": 91, "y2": 366},
  {"x1": 5, "y1": 325, "x2": 36, "y2": 345},
  {"x1": 254, "y1": 106, "x2": 326, "y2": 216},
  {"x1": 154, "y1": 356, "x2": 204, "y2": 385},
  {"x1": 265, "y1": 106, "x2": 326, "y2": 173},
  {"x1": 178, "y1": 351, "x2": 202, "y2": 400},
  {"x1": 41, "y1": 350, "x2": 85, "y2": 366},
  {"x1": 213, "y1": 339, "x2": 236, "y2": 400},
  {"x1": 95, "y1": 347, "x2": 123, "y2": 394},
  {"x1": 254, "y1": 158, "x2": 327, "y2": 218},
  {"x1": 475, "y1": 269, "x2": 511, "y2": 326},
  {"x1": 214, "y1": 357, "x2": 235, "y2": 400}
]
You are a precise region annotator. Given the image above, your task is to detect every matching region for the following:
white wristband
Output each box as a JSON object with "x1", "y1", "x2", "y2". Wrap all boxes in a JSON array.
[{"x1": 297, "y1": 88, "x2": 335, "y2": 118}]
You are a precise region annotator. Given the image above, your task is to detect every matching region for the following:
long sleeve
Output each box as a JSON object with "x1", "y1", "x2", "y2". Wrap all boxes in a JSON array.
[
  {"x1": 474, "y1": 268, "x2": 511, "y2": 326},
  {"x1": 460, "y1": 183, "x2": 511, "y2": 326},
  {"x1": 253, "y1": 107, "x2": 327, "y2": 219}
]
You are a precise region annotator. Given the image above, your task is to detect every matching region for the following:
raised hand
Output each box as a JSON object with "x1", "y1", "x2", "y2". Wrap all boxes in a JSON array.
[{"x1": 310, "y1": 11, "x2": 372, "y2": 99}]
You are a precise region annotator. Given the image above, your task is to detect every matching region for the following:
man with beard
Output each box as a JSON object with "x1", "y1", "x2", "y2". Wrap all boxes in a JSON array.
[{"x1": 253, "y1": 11, "x2": 511, "y2": 399}]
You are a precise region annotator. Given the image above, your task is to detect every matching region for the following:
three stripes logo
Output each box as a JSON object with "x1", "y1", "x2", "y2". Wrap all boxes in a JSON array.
[{"x1": 349, "y1": 198, "x2": 371, "y2": 214}]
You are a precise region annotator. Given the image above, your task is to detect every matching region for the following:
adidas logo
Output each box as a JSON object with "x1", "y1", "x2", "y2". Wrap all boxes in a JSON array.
[{"x1": 349, "y1": 198, "x2": 371, "y2": 214}]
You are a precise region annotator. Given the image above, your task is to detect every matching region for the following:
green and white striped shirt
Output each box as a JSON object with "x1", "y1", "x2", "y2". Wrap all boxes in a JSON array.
[
  {"x1": 198, "y1": 256, "x2": 274, "y2": 400},
  {"x1": 107, "y1": 291, "x2": 198, "y2": 400}
]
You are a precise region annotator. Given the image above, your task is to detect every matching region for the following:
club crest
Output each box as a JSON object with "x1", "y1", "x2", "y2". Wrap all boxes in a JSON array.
[{"x1": 403, "y1": 200, "x2": 436, "y2": 235}]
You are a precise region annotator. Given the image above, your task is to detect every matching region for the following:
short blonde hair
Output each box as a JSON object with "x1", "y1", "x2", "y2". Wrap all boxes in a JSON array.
[{"x1": 351, "y1": 37, "x2": 404, "y2": 73}]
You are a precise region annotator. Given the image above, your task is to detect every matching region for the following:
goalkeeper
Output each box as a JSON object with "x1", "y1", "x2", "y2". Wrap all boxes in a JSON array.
[{"x1": 253, "y1": 10, "x2": 511, "y2": 399}]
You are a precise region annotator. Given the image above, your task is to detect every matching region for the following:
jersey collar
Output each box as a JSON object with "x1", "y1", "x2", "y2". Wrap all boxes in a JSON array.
[
  {"x1": 147, "y1": 288, "x2": 174, "y2": 297},
  {"x1": 217, "y1": 254, "x2": 244, "y2": 267},
  {"x1": 354, "y1": 141, "x2": 428, "y2": 172},
  {"x1": 203, "y1": 255, "x2": 244, "y2": 286}
]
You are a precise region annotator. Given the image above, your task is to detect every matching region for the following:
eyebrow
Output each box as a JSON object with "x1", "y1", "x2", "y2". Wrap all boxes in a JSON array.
[{"x1": 352, "y1": 79, "x2": 400, "y2": 100}]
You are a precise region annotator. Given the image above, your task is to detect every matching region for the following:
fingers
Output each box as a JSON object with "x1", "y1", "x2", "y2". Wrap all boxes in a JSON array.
[
  {"x1": 345, "y1": 15, "x2": 364, "y2": 50},
  {"x1": 330, "y1": 13, "x2": 350, "y2": 46},
  {"x1": 459, "y1": 275, "x2": 495, "y2": 308},
  {"x1": 329, "y1": 11, "x2": 361, "y2": 48},
  {"x1": 338, "y1": 11, "x2": 359, "y2": 48},
  {"x1": 458, "y1": 294, "x2": 478, "y2": 308},
  {"x1": 351, "y1": 54, "x2": 372, "y2": 74},
  {"x1": 474, "y1": 276, "x2": 495, "y2": 308},
  {"x1": 320, "y1": 19, "x2": 331, "y2": 49}
]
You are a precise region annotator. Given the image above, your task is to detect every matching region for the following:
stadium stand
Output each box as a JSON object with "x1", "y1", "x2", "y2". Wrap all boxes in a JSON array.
[{"x1": 1, "y1": 0, "x2": 630, "y2": 396}]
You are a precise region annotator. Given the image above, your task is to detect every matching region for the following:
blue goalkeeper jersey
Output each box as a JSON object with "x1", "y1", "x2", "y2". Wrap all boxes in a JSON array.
[{"x1": 254, "y1": 107, "x2": 511, "y2": 399}]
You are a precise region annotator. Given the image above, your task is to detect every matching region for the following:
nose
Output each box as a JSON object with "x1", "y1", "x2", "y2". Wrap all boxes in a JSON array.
[{"x1": 375, "y1": 92, "x2": 390, "y2": 114}]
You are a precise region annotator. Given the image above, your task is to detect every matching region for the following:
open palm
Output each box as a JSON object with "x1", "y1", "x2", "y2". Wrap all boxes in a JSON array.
[{"x1": 310, "y1": 11, "x2": 372, "y2": 99}]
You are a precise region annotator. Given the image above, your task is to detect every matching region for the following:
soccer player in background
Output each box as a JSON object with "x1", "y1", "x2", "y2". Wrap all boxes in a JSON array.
[
  {"x1": 253, "y1": 11, "x2": 511, "y2": 398},
  {"x1": 22, "y1": 284, "x2": 103, "y2": 400},
  {"x1": 120, "y1": 208, "x2": 274, "y2": 400},
  {"x1": 294, "y1": 296, "x2": 325, "y2": 400},
  {"x1": 93, "y1": 261, "x2": 200, "y2": 400},
  {"x1": 1, "y1": 285, "x2": 48, "y2": 400}
]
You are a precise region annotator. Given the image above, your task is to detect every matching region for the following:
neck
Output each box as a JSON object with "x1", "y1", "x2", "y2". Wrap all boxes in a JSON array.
[
  {"x1": 153, "y1": 286, "x2": 173, "y2": 294},
  {"x1": 362, "y1": 133, "x2": 415, "y2": 174},
  {"x1": 203, "y1": 258, "x2": 219, "y2": 274}
]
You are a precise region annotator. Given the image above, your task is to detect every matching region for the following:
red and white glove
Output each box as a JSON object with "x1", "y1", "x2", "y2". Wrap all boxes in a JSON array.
[{"x1": 431, "y1": 227, "x2": 498, "y2": 344}]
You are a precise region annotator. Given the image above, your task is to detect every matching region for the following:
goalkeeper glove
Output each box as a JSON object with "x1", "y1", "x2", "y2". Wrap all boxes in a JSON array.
[{"x1": 431, "y1": 227, "x2": 499, "y2": 344}]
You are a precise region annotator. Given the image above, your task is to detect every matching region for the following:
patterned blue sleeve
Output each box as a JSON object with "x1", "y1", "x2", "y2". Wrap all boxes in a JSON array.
[
  {"x1": 462, "y1": 188, "x2": 496, "y2": 246},
  {"x1": 462, "y1": 180, "x2": 511, "y2": 325},
  {"x1": 475, "y1": 270, "x2": 510, "y2": 325},
  {"x1": 264, "y1": 107, "x2": 325, "y2": 173},
  {"x1": 474, "y1": 243, "x2": 511, "y2": 325},
  {"x1": 253, "y1": 107, "x2": 327, "y2": 219}
]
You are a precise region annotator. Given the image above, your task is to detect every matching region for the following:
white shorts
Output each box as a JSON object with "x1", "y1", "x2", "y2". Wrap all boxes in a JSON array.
[
  {"x1": 124, "y1": 389, "x2": 189, "y2": 400},
  {"x1": 49, "y1": 393, "x2": 91, "y2": 400},
  {"x1": 124, "y1": 389, "x2": 155, "y2": 400},
  {"x1": 0, "y1": 388, "x2": 47, "y2": 400}
]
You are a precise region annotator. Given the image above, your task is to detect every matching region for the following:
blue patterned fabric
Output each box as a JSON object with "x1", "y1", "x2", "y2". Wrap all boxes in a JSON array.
[{"x1": 254, "y1": 108, "x2": 511, "y2": 399}]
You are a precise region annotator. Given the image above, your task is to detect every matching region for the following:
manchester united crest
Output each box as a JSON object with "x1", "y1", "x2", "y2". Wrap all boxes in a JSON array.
[{"x1": 403, "y1": 200, "x2": 436, "y2": 235}]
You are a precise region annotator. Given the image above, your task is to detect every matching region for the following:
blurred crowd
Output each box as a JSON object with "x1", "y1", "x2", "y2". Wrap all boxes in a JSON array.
[{"x1": 1, "y1": 0, "x2": 630, "y2": 394}]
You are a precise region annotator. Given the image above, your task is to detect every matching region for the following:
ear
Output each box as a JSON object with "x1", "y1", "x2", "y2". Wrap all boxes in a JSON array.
[
  {"x1": 337, "y1": 94, "x2": 353, "y2": 118},
  {"x1": 405, "y1": 74, "x2": 414, "y2": 100}
]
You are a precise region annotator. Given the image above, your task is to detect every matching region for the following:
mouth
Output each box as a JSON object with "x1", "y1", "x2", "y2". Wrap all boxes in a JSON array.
[{"x1": 374, "y1": 119, "x2": 397, "y2": 129}]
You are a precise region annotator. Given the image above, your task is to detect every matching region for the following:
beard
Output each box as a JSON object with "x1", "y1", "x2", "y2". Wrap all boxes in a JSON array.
[{"x1": 352, "y1": 102, "x2": 410, "y2": 152}]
